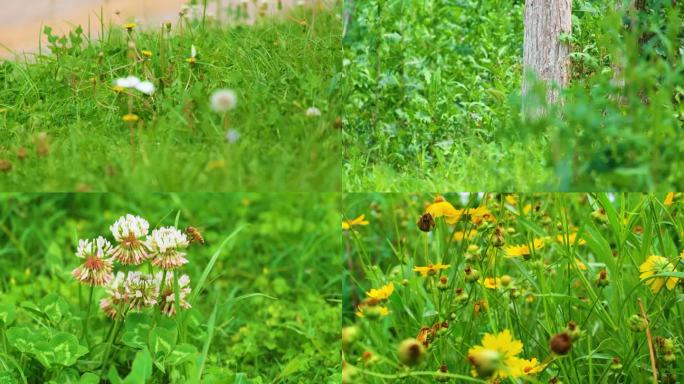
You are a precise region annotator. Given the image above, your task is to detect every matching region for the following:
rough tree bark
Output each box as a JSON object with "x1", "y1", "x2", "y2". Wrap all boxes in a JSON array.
[{"x1": 522, "y1": 0, "x2": 572, "y2": 105}]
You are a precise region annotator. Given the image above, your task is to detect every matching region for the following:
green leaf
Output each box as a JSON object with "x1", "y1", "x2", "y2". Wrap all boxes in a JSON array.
[
  {"x1": 149, "y1": 327, "x2": 177, "y2": 360},
  {"x1": 121, "y1": 313, "x2": 153, "y2": 349},
  {"x1": 166, "y1": 343, "x2": 198, "y2": 366},
  {"x1": 122, "y1": 348, "x2": 153, "y2": 384},
  {"x1": 0, "y1": 304, "x2": 16, "y2": 325},
  {"x1": 79, "y1": 373, "x2": 100, "y2": 384},
  {"x1": 39, "y1": 293, "x2": 70, "y2": 323},
  {"x1": 47, "y1": 332, "x2": 88, "y2": 366},
  {"x1": 6, "y1": 326, "x2": 44, "y2": 354}
]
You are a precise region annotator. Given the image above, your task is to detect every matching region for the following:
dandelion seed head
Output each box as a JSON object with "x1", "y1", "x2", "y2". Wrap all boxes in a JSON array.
[
  {"x1": 211, "y1": 89, "x2": 238, "y2": 113},
  {"x1": 115, "y1": 76, "x2": 141, "y2": 89},
  {"x1": 305, "y1": 107, "x2": 321, "y2": 117},
  {"x1": 136, "y1": 81, "x2": 155, "y2": 95}
]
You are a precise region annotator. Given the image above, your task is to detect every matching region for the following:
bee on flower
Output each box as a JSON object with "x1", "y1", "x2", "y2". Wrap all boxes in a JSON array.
[{"x1": 72, "y1": 237, "x2": 114, "y2": 286}]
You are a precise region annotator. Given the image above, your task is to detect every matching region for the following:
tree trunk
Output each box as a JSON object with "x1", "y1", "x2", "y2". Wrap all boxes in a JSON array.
[{"x1": 522, "y1": 0, "x2": 572, "y2": 105}]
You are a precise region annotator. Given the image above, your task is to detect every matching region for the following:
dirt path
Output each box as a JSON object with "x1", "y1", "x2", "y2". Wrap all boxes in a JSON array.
[{"x1": 0, "y1": 0, "x2": 301, "y2": 58}]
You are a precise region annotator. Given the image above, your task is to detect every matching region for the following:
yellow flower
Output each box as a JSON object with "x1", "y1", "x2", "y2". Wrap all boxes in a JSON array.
[
  {"x1": 519, "y1": 358, "x2": 545, "y2": 375},
  {"x1": 366, "y1": 282, "x2": 394, "y2": 301},
  {"x1": 453, "y1": 229, "x2": 477, "y2": 241},
  {"x1": 639, "y1": 255, "x2": 679, "y2": 293},
  {"x1": 355, "y1": 305, "x2": 389, "y2": 318},
  {"x1": 664, "y1": 192, "x2": 675, "y2": 206},
  {"x1": 483, "y1": 277, "x2": 501, "y2": 289},
  {"x1": 113, "y1": 85, "x2": 125, "y2": 93},
  {"x1": 342, "y1": 214, "x2": 369, "y2": 230},
  {"x1": 504, "y1": 238, "x2": 544, "y2": 258},
  {"x1": 467, "y1": 329, "x2": 530, "y2": 379},
  {"x1": 124, "y1": 23, "x2": 136, "y2": 31},
  {"x1": 141, "y1": 50, "x2": 153, "y2": 58},
  {"x1": 557, "y1": 233, "x2": 586, "y2": 246},
  {"x1": 575, "y1": 258, "x2": 587, "y2": 271},
  {"x1": 186, "y1": 57, "x2": 197, "y2": 65},
  {"x1": 425, "y1": 200, "x2": 461, "y2": 224},
  {"x1": 122, "y1": 114, "x2": 139, "y2": 123},
  {"x1": 413, "y1": 263, "x2": 450, "y2": 277},
  {"x1": 505, "y1": 195, "x2": 517, "y2": 206}
]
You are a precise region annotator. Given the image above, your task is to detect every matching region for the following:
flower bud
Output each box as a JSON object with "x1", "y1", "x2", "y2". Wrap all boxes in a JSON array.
[
  {"x1": 437, "y1": 276, "x2": 449, "y2": 291},
  {"x1": 397, "y1": 338, "x2": 425, "y2": 366},
  {"x1": 564, "y1": 320, "x2": 581, "y2": 340},
  {"x1": 550, "y1": 332, "x2": 572, "y2": 355},
  {"x1": 464, "y1": 266, "x2": 481, "y2": 283},
  {"x1": 628, "y1": 314, "x2": 648, "y2": 332},
  {"x1": 342, "y1": 326, "x2": 359, "y2": 349}
]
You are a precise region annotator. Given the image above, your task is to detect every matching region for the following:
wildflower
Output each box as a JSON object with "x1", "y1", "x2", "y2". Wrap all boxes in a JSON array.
[
  {"x1": 473, "y1": 300, "x2": 489, "y2": 316},
  {"x1": 225, "y1": 129, "x2": 241, "y2": 143},
  {"x1": 113, "y1": 85, "x2": 125, "y2": 93},
  {"x1": 141, "y1": 50, "x2": 153, "y2": 58},
  {"x1": 100, "y1": 271, "x2": 126, "y2": 318},
  {"x1": 564, "y1": 321, "x2": 581, "y2": 340},
  {"x1": 157, "y1": 273, "x2": 192, "y2": 316},
  {"x1": 114, "y1": 76, "x2": 155, "y2": 94},
  {"x1": 437, "y1": 276, "x2": 449, "y2": 291},
  {"x1": 414, "y1": 263, "x2": 450, "y2": 277},
  {"x1": 549, "y1": 332, "x2": 572, "y2": 355},
  {"x1": 397, "y1": 338, "x2": 425, "y2": 366},
  {"x1": 187, "y1": 45, "x2": 198, "y2": 65},
  {"x1": 483, "y1": 277, "x2": 501, "y2": 289},
  {"x1": 595, "y1": 269, "x2": 610, "y2": 288},
  {"x1": 591, "y1": 207, "x2": 608, "y2": 223},
  {"x1": 110, "y1": 214, "x2": 150, "y2": 265},
  {"x1": 639, "y1": 255, "x2": 679, "y2": 293},
  {"x1": 454, "y1": 287, "x2": 469, "y2": 303},
  {"x1": 145, "y1": 226, "x2": 190, "y2": 270},
  {"x1": 210, "y1": 89, "x2": 238, "y2": 113},
  {"x1": 355, "y1": 302, "x2": 389, "y2": 319},
  {"x1": 628, "y1": 314, "x2": 648, "y2": 332},
  {"x1": 453, "y1": 229, "x2": 477, "y2": 241},
  {"x1": 575, "y1": 258, "x2": 587, "y2": 271},
  {"x1": 436, "y1": 364, "x2": 449, "y2": 382},
  {"x1": 520, "y1": 358, "x2": 545, "y2": 375},
  {"x1": 123, "y1": 272, "x2": 159, "y2": 311},
  {"x1": 305, "y1": 107, "x2": 321, "y2": 117},
  {"x1": 72, "y1": 237, "x2": 114, "y2": 286},
  {"x1": 464, "y1": 265, "x2": 481, "y2": 283},
  {"x1": 425, "y1": 200, "x2": 460, "y2": 224},
  {"x1": 122, "y1": 114, "x2": 140, "y2": 123},
  {"x1": 556, "y1": 232, "x2": 586, "y2": 246},
  {"x1": 467, "y1": 329, "x2": 528, "y2": 379},
  {"x1": 366, "y1": 282, "x2": 394, "y2": 301},
  {"x1": 610, "y1": 357, "x2": 623, "y2": 370},
  {"x1": 341, "y1": 325, "x2": 360, "y2": 348},
  {"x1": 343, "y1": 214, "x2": 369, "y2": 230},
  {"x1": 417, "y1": 212, "x2": 436, "y2": 232},
  {"x1": 124, "y1": 23, "x2": 136, "y2": 32},
  {"x1": 504, "y1": 238, "x2": 545, "y2": 258},
  {"x1": 136, "y1": 81, "x2": 155, "y2": 95},
  {"x1": 664, "y1": 192, "x2": 675, "y2": 206},
  {"x1": 505, "y1": 195, "x2": 518, "y2": 206},
  {"x1": 116, "y1": 76, "x2": 141, "y2": 88}
]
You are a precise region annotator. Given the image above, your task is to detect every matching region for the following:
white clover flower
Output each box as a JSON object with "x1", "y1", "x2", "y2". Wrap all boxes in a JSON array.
[
  {"x1": 115, "y1": 76, "x2": 141, "y2": 89},
  {"x1": 100, "y1": 271, "x2": 126, "y2": 319},
  {"x1": 225, "y1": 129, "x2": 240, "y2": 143},
  {"x1": 156, "y1": 272, "x2": 192, "y2": 317},
  {"x1": 110, "y1": 214, "x2": 150, "y2": 265},
  {"x1": 210, "y1": 89, "x2": 238, "y2": 113},
  {"x1": 305, "y1": 107, "x2": 322, "y2": 117},
  {"x1": 123, "y1": 271, "x2": 159, "y2": 311},
  {"x1": 145, "y1": 226, "x2": 189, "y2": 270},
  {"x1": 72, "y1": 236, "x2": 114, "y2": 286}
]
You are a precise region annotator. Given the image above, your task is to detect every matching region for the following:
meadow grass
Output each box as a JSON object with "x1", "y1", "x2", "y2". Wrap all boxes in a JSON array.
[
  {"x1": 343, "y1": 0, "x2": 684, "y2": 192},
  {"x1": 343, "y1": 193, "x2": 684, "y2": 383},
  {"x1": 0, "y1": 2, "x2": 342, "y2": 192},
  {"x1": 0, "y1": 192, "x2": 341, "y2": 383}
]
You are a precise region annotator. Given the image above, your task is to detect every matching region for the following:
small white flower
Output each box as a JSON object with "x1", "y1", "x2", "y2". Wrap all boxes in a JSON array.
[
  {"x1": 305, "y1": 107, "x2": 322, "y2": 117},
  {"x1": 110, "y1": 215, "x2": 150, "y2": 265},
  {"x1": 115, "y1": 76, "x2": 141, "y2": 89},
  {"x1": 191, "y1": 45, "x2": 197, "y2": 59},
  {"x1": 76, "y1": 236, "x2": 113, "y2": 259},
  {"x1": 225, "y1": 129, "x2": 240, "y2": 143},
  {"x1": 211, "y1": 89, "x2": 238, "y2": 113},
  {"x1": 135, "y1": 81, "x2": 155, "y2": 95},
  {"x1": 145, "y1": 226, "x2": 189, "y2": 270}
]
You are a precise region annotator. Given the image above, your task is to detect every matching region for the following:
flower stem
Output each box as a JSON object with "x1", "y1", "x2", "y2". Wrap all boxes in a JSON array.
[{"x1": 84, "y1": 285, "x2": 94, "y2": 346}]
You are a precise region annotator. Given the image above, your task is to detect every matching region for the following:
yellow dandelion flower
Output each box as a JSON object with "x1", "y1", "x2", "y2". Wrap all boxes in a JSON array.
[
  {"x1": 186, "y1": 57, "x2": 197, "y2": 65},
  {"x1": 483, "y1": 277, "x2": 501, "y2": 289},
  {"x1": 523, "y1": 204, "x2": 532, "y2": 214},
  {"x1": 425, "y1": 200, "x2": 461, "y2": 224},
  {"x1": 113, "y1": 85, "x2": 125, "y2": 93},
  {"x1": 519, "y1": 357, "x2": 545, "y2": 375},
  {"x1": 639, "y1": 255, "x2": 679, "y2": 293},
  {"x1": 465, "y1": 206, "x2": 496, "y2": 225},
  {"x1": 124, "y1": 23, "x2": 136, "y2": 31},
  {"x1": 504, "y1": 238, "x2": 544, "y2": 258},
  {"x1": 557, "y1": 233, "x2": 586, "y2": 246},
  {"x1": 141, "y1": 50, "x2": 153, "y2": 58},
  {"x1": 366, "y1": 282, "x2": 394, "y2": 301},
  {"x1": 467, "y1": 329, "x2": 527, "y2": 379},
  {"x1": 122, "y1": 114, "x2": 139, "y2": 123},
  {"x1": 342, "y1": 214, "x2": 369, "y2": 230},
  {"x1": 505, "y1": 195, "x2": 518, "y2": 206},
  {"x1": 413, "y1": 263, "x2": 450, "y2": 277}
]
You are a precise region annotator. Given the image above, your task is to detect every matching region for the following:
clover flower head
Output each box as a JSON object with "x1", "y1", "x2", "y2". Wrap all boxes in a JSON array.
[
  {"x1": 100, "y1": 271, "x2": 126, "y2": 319},
  {"x1": 145, "y1": 226, "x2": 190, "y2": 270},
  {"x1": 72, "y1": 236, "x2": 114, "y2": 286},
  {"x1": 156, "y1": 272, "x2": 192, "y2": 317},
  {"x1": 211, "y1": 89, "x2": 238, "y2": 113},
  {"x1": 110, "y1": 214, "x2": 150, "y2": 265},
  {"x1": 123, "y1": 271, "x2": 159, "y2": 311}
]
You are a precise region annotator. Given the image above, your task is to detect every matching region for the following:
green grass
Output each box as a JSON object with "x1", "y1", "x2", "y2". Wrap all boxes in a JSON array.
[
  {"x1": 0, "y1": 3, "x2": 342, "y2": 192},
  {"x1": 0, "y1": 192, "x2": 341, "y2": 383},
  {"x1": 343, "y1": 0, "x2": 684, "y2": 191},
  {"x1": 343, "y1": 192, "x2": 684, "y2": 383}
]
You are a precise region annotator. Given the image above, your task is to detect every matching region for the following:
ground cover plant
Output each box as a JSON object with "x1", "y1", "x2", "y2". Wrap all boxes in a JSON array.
[
  {"x1": 343, "y1": 0, "x2": 684, "y2": 191},
  {"x1": 343, "y1": 192, "x2": 684, "y2": 383},
  {"x1": 0, "y1": 1, "x2": 342, "y2": 192},
  {"x1": 0, "y1": 192, "x2": 341, "y2": 383}
]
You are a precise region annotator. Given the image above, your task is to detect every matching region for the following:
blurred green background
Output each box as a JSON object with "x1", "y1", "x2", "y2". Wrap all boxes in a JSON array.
[{"x1": 0, "y1": 192, "x2": 342, "y2": 382}]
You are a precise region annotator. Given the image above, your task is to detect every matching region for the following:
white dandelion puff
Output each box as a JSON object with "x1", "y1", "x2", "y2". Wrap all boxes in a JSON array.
[
  {"x1": 211, "y1": 89, "x2": 238, "y2": 113},
  {"x1": 305, "y1": 107, "x2": 322, "y2": 117}
]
